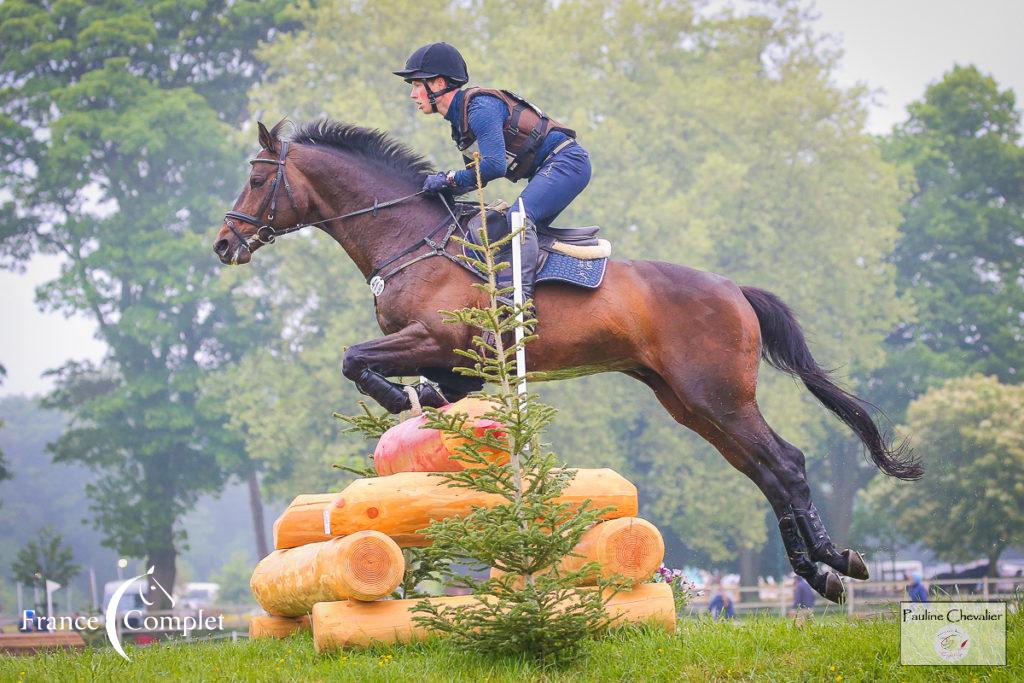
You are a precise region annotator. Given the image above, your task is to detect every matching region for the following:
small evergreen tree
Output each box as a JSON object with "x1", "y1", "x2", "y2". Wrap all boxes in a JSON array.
[{"x1": 405, "y1": 158, "x2": 623, "y2": 663}]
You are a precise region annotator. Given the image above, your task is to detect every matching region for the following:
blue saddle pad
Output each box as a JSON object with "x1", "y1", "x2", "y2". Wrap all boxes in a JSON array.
[
  {"x1": 461, "y1": 245, "x2": 608, "y2": 290},
  {"x1": 536, "y1": 250, "x2": 607, "y2": 289}
]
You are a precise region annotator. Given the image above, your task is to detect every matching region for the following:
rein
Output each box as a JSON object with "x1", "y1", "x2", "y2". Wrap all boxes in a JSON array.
[{"x1": 224, "y1": 142, "x2": 474, "y2": 292}]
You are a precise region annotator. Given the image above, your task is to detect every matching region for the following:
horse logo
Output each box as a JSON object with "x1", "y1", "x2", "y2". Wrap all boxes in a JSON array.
[{"x1": 105, "y1": 565, "x2": 174, "y2": 661}]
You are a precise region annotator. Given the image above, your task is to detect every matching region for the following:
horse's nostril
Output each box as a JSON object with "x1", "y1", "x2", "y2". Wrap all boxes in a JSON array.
[{"x1": 214, "y1": 239, "x2": 229, "y2": 255}]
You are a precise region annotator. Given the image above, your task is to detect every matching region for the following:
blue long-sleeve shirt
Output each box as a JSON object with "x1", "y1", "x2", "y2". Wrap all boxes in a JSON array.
[{"x1": 443, "y1": 89, "x2": 569, "y2": 190}]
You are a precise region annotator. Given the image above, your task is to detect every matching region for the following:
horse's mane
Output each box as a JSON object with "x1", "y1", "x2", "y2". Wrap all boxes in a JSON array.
[{"x1": 290, "y1": 119, "x2": 433, "y2": 186}]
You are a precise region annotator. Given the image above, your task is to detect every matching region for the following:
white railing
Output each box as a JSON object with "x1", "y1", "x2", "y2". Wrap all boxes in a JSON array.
[{"x1": 685, "y1": 576, "x2": 1023, "y2": 617}]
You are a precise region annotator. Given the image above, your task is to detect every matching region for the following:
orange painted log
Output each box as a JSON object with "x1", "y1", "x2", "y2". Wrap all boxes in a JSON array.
[
  {"x1": 273, "y1": 493, "x2": 338, "y2": 550},
  {"x1": 373, "y1": 397, "x2": 508, "y2": 475},
  {"x1": 311, "y1": 582, "x2": 675, "y2": 651},
  {"x1": 274, "y1": 468, "x2": 638, "y2": 549},
  {"x1": 249, "y1": 614, "x2": 311, "y2": 639},
  {"x1": 491, "y1": 517, "x2": 665, "y2": 586},
  {"x1": 251, "y1": 531, "x2": 405, "y2": 616}
]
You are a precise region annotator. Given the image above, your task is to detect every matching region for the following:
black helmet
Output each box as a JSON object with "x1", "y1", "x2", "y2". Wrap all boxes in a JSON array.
[{"x1": 393, "y1": 42, "x2": 468, "y2": 85}]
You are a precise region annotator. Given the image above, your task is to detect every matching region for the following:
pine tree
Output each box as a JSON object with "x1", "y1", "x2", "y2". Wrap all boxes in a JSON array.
[{"x1": 405, "y1": 158, "x2": 622, "y2": 663}]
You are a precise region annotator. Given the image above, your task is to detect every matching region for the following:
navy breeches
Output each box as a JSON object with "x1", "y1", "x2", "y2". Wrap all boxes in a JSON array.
[{"x1": 512, "y1": 142, "x2": 592, "y2": 230}]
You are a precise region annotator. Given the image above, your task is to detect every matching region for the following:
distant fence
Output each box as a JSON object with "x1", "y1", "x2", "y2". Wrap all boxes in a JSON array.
[{"x1": 684, "y1": 576, "x2": 1024, "y2": 618}]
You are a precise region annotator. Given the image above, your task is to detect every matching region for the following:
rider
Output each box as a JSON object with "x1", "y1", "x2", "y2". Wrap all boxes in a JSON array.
[{"x1": 394, "y1": 42, "x2": 592, "y2": 317}]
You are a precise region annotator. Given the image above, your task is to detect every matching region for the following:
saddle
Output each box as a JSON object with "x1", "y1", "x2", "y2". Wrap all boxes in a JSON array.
[{"x1": 458, "y1": 201, "x2": 611, "y2": 289}]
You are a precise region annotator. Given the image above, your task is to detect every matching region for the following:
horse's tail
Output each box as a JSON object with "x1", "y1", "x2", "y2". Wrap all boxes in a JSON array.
[{"x1": 740, "y1": 285, "x2": 922, "y2": 480}]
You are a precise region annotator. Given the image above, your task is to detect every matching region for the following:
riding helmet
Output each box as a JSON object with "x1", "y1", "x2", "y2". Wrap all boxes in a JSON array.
[{"x1": 393, "y1": 42, "x2": 468, "y2": 84}]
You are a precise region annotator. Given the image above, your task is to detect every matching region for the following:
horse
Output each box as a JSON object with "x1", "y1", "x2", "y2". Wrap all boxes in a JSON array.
[{"x1": 214, "y1": 119, "x2": 921, "y2": 603}]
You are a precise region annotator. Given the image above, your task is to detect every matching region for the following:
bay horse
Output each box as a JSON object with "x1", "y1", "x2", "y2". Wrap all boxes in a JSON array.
[{"x1": 214, "y1": 119, "x2": 921, "y2": 603}]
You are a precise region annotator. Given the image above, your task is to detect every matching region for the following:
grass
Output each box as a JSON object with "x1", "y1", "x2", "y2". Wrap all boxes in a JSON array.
[{"x1": 2, "y1": 611, "x2": 1020, "y2": 682}]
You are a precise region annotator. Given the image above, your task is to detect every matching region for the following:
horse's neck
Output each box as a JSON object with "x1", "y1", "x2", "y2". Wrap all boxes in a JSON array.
[{"x1": 303, "y1": 150, "x2": 447, "y2": 279}]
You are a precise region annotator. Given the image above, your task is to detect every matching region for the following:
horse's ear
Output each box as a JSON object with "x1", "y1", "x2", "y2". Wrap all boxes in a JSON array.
[
  {"x1": 269, "y1": 118, "x2": 290, "y2": 141},
  {"x1": 257, "y1": 120, "x2": 277, "y2": 153}
]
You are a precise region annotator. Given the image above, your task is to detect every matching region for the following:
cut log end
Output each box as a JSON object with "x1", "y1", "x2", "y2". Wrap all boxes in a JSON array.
[
  {"x1": 342, "y1": 531, "x2": 406, "y2": 601},
  {"x1": 603, "y1": 518, "x2": 665, "y2": 581}
]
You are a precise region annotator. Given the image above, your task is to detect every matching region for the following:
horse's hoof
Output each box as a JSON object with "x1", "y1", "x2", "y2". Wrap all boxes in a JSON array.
[
  {"x1": 415, "y1": 382, "x2": 448, "y2": 409},
  {"x1": 842, "y1": 549, "x2": 869, "y2": 580},
  {"x1": 823, "y1": 572, "x2": 846, "y2": 604}
]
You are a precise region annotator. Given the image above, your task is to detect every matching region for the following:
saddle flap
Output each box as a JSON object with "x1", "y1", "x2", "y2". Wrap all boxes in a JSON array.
[{"x1": 463, "y1": 201, "x2": 511, "y2": 246}]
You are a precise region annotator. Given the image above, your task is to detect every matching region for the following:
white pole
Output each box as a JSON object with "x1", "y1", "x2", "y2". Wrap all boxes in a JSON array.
[
  {"x1": 90, "y1": 566, "x2": 99, "y2": 612},
  {"x1": 510, "y1": 199, "x2": 528, "y2": 397},
  {"x1": 16, "y1": 582, "x2": 23, "y2": 617},
  {"x1": 45, "y1": 581, "x2": 56, "y2": 629}
]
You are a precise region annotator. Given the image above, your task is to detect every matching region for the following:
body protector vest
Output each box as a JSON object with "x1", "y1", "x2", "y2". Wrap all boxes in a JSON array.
[{"x1": 452, "y1": 87, "x2": 577, "y2": 182}]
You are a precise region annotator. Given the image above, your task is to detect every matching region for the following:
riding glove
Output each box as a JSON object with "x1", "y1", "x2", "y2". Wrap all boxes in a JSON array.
[{"x1": 422, "y1": 171, "x2": 451, "y2": 195}]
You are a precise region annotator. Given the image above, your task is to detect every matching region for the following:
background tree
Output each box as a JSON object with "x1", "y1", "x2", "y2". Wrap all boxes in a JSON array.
[
  {"x1": 0, "y1": 1, "x2": 294, "y2": 605},
  {"x1": 231, "y1": 0, "x2": 909, "y2": 581},
  {"x1": 879, "y1": 65, "x2": 1024, "y2": 398},
  {"x1": 862, "y1": 375, "x2": 1024, "y2": 576},
  {"x1": 211, "y1": 550, "x2": 258, "y2": 606},
  {"x1": 849, "y1": 66, "x2": 1023, "y2": 562},
  {"x1": 11, "y1": 526, "x2": 81, "y2": 594}
]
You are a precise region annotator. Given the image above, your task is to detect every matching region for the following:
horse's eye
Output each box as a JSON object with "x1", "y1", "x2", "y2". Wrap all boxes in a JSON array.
[{"x1": 250, "y1": 176, "x2": 265, "y2": 189}]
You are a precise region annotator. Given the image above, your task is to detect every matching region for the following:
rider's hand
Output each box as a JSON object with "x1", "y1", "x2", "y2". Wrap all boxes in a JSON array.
[{"x1": 422, "y1": 171, "x2": 451, "y2": 195}]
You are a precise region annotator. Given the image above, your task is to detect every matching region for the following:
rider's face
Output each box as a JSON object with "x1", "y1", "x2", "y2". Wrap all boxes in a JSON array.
[{"x1": 409, "y1": 78, "x2": 445, "y2": 114}]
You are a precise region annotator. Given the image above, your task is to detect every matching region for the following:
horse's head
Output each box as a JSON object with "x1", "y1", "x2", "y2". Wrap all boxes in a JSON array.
[{"x1": 214, "y1": 120, "x2": 305, "y2": 265}]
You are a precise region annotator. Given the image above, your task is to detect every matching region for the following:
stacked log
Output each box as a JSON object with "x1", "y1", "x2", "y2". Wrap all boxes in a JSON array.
[
  {"x1": 491, "y1": 517, "x2": 665, "y2": 587},
  {"x1": 273, "y1": 468, "x2": 639, "y2": 550},
  {"x1": 311, "y1": 582, "x2": 676, "y2": 652},
  {"x1": 252, "y1": 404, "x2": 673, "y2": 649},
  {"x1": 249, "y1": 614, "x2": 311, "y2": 640},
  {"x1": 251, "y1": 531, "x2": 405, "y2": 617}
]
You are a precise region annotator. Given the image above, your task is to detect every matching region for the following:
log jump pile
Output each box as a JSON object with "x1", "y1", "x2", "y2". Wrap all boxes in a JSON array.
[{"x1": 249, "y1": 398, "x2": 676, "y2": 651}]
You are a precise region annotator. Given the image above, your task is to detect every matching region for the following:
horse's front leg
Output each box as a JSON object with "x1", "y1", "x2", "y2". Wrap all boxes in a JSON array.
[{"x1": 341, "y1": 322, "x2": 454, "y2": 414}]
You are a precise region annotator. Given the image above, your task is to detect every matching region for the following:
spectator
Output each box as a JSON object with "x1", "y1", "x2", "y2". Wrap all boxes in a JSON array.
[
  {"x1": 792, "y1": 574, "x2": 816, "y2": 611},
  {"x1": 708, "y1": 585, "x2": 736, "y2": 621},
  {"x1": 907, "y1": 571, "x2": 928, "y2": 602},
  {"x1": 18, "y1": 609, "x2": 36, "y2": 632}
]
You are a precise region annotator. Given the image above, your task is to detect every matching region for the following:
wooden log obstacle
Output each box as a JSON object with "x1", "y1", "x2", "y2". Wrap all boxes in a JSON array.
[{"x1": 250, "y1": 397, "x2": 676, "y2": 647}]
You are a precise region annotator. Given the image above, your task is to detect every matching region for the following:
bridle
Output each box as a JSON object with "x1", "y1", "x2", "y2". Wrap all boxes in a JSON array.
[
  {"x1": 222, "y1": 140, "x2": 474, "y2": 296},
  {"x1": 222, "y1": 140, "x2": 426, "y2": 257}
]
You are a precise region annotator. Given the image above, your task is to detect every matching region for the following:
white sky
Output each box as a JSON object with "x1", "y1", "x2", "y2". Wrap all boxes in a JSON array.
[{"x1": 1, "y1": 0, "x2": 1022, "y2": 397}]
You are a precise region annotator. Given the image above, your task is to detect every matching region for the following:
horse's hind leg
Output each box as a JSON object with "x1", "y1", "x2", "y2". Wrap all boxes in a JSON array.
[
  {"x1": 769, "y1": 434, "x2": 869, "y2": 581},
  {"x1": 715, "y1": 409, "x2": 868, "y2": 583},
  {"x1": 631, "y1": 370, "x2": 850, "y2": 602}
]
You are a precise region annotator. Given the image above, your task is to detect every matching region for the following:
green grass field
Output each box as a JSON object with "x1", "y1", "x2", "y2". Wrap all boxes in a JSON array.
[{"x1": 3, "y1": 612, "x2": 1021, "y2": 682}]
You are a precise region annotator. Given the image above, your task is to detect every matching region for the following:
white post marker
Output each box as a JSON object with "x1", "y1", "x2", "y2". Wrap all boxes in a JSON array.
[
  {"x1": 45, "y1": 580, "x2": 61, "y2": 625},
  {"x1": 510, "y1": 199, "x2": 528, "y2": 398}
]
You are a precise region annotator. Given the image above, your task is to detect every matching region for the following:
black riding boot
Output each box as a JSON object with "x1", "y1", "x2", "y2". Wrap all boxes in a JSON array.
[
  {"x1": 496, "y1": 218, "x2": 539, "y2": 315},
  {"x1": 484, "y1": 219, "x2": 539, "y2": 353}
]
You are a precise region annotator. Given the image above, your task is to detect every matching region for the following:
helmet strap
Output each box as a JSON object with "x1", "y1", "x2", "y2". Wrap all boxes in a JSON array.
[{"x1": 422, "y1": 78, "x2": 459, "y2": 113}]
